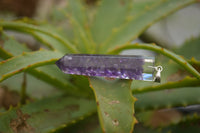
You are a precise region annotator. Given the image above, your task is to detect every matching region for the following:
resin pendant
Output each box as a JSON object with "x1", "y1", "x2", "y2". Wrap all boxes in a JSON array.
[{"x1": 56, "y1": 54, "x2": 161, "y2": 82}]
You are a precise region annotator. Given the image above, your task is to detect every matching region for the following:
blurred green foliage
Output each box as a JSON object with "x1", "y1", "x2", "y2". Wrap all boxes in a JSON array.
[{"x1": 0, "y1": 0, "x2": 200, "y2": 132}]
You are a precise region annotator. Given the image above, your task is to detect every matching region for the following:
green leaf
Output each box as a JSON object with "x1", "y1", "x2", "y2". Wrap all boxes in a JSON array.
[
  {"x1": 68, "y1": 75, "x2": 94, "y2": 98},
  {"x1": 57, "y1": 113, "x2": 101, "y2": 133},
  {"x1": 91, "y1": 0, "x2": 132, "y2": 45},
  {"x1": 1, "y1": 73, "x2": 59, "y2": 99},
  {"x1": 68, "y1": 0, "x2": 87, "y2": 27},
  {"x1": 162, "y1": 124, "x2": 200, "y2": 133},
  {"x1": 67, "y1": 0, "x2": 95, "y2": 53},
  {"x1": 3, "y1": 37, "x2": 31, "y2": 55},
  {"x1": 0, "y1": 95, "x2": 96, "y2": 133},
  {"x1": 137, "y1": 110, "x2": 200, "y2": 128},
  {"x1": 0, "y1": 37, "x2": 71, "y2": 88},
  {"x1": 0, "y1": 46, "x2": 12, "y2": 59},
  {"x1": 135, "y1": 122, "x2": 200, "y2": 133},
  {"x1": 100, "y1": 0, "x2": 196, "y2": 53},
  {"x1": 31, "y1": 31, "x2": 71, "y2": 54},
  {"x1": 132, "y1": 58, "x2": 200, "y2": 111},
  {"x1": 134, "y1": 86, "x2": 200, "y2": 112},
  {"x1": 176, "y1": 36, "x2": 200, "y2": 60},
  {"x1": 89, "y1": 78, "x2": 136, "y2": 133},
  {"x1": 136, "y1": 111, "x2": 200, "y2": 132},
  {"x1": 133, "y1": 77, "x2": 200, "y2": 94},
  {"x1": 0, "y1": 50, "x2": 63, "y2": 82},
  {"x1": 0, "y1": 21, "x2": 78, "y2": 53},
  {"x1": 28, "y1": 66, "x2": 93, "y2": 98},
  {"x1": 0, "y1": 37, "x2": 92, "y2": 97}
]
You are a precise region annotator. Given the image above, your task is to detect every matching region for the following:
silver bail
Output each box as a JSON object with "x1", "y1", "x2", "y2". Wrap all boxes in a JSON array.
[
  {"x1": 154, "y1": 66, "x2": 163, "y2": 83},
  {"x1": 148, "y1": 65, "x2": 163, "y2": 83}
]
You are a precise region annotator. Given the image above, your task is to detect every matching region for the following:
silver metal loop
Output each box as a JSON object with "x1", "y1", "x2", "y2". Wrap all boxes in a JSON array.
[
  {"x1": 148, "y1": 65, "x2": 163, "y2": 83},
  {"x1": 155, "y1": 66, "x2": 163, "y2": 72}
]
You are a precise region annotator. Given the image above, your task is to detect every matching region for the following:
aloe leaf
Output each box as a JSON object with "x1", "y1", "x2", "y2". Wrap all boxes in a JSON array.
[
  {"x1": 136, "y1": 112, "x2": 200, "y2": 133},
  {"x1": 189, "y1": 58, "x2": 200, "y2": 73},
  {"x1": 89, "y1": 78, "x2": 136, "y2": 133},
  {"x1": 0, "y1": 50, "x2": 63, "y2": 82},
  {"x1": 133, "y1": 77, "x2": 200, "y2": 94},
  {"x1": 1, "y1": 37, "x2": 71, "y2": 86},
  {"x1": 29, "y1": 68, "x2": 93, "y2": 98},
  {"x1": 137, "y1": 110, "x2": 200, "y2": 128},
  {"x1": 91, "y1": 0, "x2": 132, "y2": 45},
  {"x1": 0, "y1": 37, "x2": 67, "y2": 82},
  {"x1": 31, "y1": 31, "x2": 71, "y2": 54},
  {"x1": 132, "y1": 58, "x2": 200, "y2": 111},
  {"x1": 162, "y1": 124, "x2": 200, "y2": 133},
  {"x1": 134, "y1": 86, "x2": 200, "y2": 112},
  {"x1": 100, "y1": 0, "x2": 196, "y2": 53},
  {"x1": 0, "y1": 38, "x2": 93, "y2": 97},
  {"x1": 69, "y1": 75, "x2": 94, "y2": 98},
  {"x1": 135, "y1": 122, "x2": 200, "y2": 133},
  {"x1": 189, "y1": 58, "x2": 200, "y2": 66},
  {"x1": 16, "y1": 29, "x2": 70, "y2": 54},
  {"x1": 0, "y1": 21, "x2": 78, "y2": 53},
  {"x1": 176, "y1": 36, "x2": 200, "y2": 60},
  {"x1": 68, "y1": 0, "x2": 87, "y2": 27},
  {"x1": 58, "y1": 113, "x2": 101, "y2": 133},
  {"x1": 3, "y1": 37, "x2": 31, "y2": 54},
  {"x1": 0, "y1": 46, "x2": 12, "y2": 59},
  {"x1": 67, "y1": 0, "x2": 95, "y2": 53},
  {"x1": 0, "y1": 95, "x2": 96, "y2": 133}
]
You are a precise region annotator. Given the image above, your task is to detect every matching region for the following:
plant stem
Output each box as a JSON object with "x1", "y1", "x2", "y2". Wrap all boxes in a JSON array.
[{"x1": 108, "y1": 43, "x2": 200, "y2": 79}]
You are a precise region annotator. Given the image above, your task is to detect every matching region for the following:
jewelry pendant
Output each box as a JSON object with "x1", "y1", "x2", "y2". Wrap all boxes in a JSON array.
[{"x1": 56, "y1": 54, "x2": 162, "y2": 82}]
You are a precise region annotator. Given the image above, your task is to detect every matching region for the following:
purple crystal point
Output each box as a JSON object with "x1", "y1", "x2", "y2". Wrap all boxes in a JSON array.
[{"x1": 56, "y1": 54, "x2": 155, "y2": 81}]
